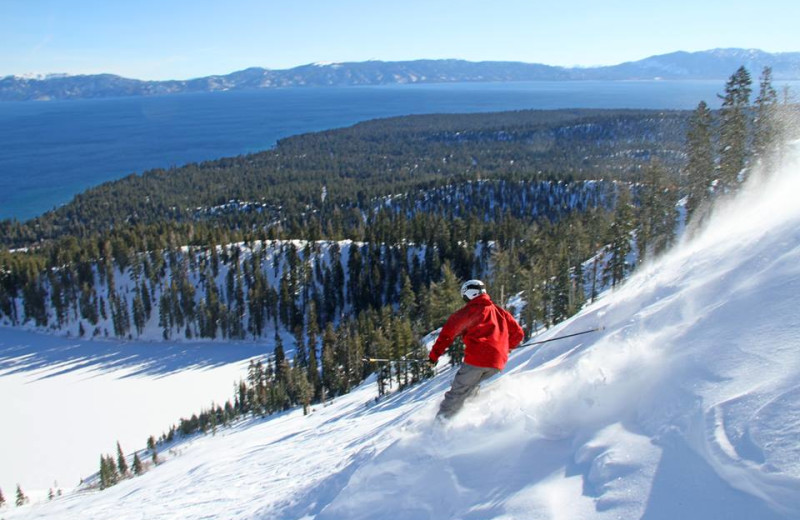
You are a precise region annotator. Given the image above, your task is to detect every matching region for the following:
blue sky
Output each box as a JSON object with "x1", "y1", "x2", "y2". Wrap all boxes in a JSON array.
[{"x1": 2, "y1": 0, "x2": 799, "y2": 80}]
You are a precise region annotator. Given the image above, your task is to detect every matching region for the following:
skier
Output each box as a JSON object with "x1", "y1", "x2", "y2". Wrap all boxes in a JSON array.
[{"x1": 429, "y1": 279, "x2": 524, "y2": 420}]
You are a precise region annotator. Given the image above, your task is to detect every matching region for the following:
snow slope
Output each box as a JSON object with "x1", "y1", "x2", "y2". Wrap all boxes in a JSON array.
[
  {"x1": 0, "y1": 331, "x2": 271, "y2": 500},
  {"x1": 5, "y1": 148, "x2": 800, "y2": 518}
]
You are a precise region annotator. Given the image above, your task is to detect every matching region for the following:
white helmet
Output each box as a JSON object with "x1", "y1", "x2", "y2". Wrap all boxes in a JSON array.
[{"x1": 461, "y1": 279, "x2": 486, "y2": 302}]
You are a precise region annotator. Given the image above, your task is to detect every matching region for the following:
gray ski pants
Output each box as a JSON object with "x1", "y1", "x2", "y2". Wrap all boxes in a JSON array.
[{"x1": 437, "y1": 363, "x2": 500, "y2": 419}]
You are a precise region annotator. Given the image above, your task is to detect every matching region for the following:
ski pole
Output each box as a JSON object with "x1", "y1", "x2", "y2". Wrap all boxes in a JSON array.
[
  {"x1": 520, "y1": 326, "x2": 604, "y2": 348},
  {"x1": 362, "y1": 357, "x2": 429, "y2": 364}
]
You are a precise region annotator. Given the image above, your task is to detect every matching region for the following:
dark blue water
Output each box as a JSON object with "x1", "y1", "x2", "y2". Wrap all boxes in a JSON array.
[{"x1": 1, "y1": 79, "x2": 785, "y2": 222}]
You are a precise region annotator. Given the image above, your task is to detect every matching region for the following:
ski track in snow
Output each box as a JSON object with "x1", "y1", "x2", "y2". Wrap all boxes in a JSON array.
[{"x1": 4, "y1": 147, "x2": 800, "y2": 519}]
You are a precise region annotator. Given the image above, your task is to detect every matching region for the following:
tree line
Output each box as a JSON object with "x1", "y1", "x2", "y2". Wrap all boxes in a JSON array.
[{"x1": 684, "y1": 66, "x2": 797, "y2": 224}]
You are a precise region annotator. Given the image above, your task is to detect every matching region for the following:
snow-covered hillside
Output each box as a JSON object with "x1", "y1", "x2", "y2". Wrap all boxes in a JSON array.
[
  {"x1": 5, "y1": 148, "x2": 800, "y2": 518},
  {"x1": 0, "y1": 330, "x2": 270, "y2": 502},
  {"x1": 0, "y1": 179, "x2": 616, "y2": 343}
]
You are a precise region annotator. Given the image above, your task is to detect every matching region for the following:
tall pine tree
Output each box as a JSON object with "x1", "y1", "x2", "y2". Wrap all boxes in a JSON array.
[
  {"x1": 638, "y1": 161, "x2": 678, "y2": 263},
  {"x1": 321, "y1": 322, "x2": 341, "y2": 400},
  {"x1": 684, "y1": 100, "x2": 715, "y2": 220},
  {"x1": 753, "y1": 66, "x2": 780, "y2": 172},
  {"x1": 306, "y1": 300, "x2": 322, "y2": 400},
  {"x1": 116, "y1": 441, "x2": 129, "y2": 476},
  {"x1": 718, "y1": 66, "x2": 752, "y2": 189},
  {"x1": 132, "y1": 452, "x2": 144, "y2": 475},
  {"x1": 604, "y1": 188, "x2": 635, "y2": 289},
  {"x1": 551, "y1": 248, "x2": 572, "y2": 324}
]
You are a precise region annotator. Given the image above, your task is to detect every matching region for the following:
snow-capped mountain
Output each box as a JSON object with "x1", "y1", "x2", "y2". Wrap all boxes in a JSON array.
[
  {"x1": 602, "y1": 48, "x2": 800, "y2": 80},
  {"x1": 2, "y1": 48, "x2": 798, "y2": 101},
  {"x1": 4, "y1": 144, "x2": 799, "y2": 518}
]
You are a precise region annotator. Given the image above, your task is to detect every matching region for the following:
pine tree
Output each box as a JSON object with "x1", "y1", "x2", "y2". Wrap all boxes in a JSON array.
[
  {"x1": 488, "y1": 245, "x2": 521, "y2": 306},
  {"x1": 99, "y1": 455, "x2": 109, "y2": 489},
  {"x1": 638, "y1": 161, "x2": 678, "y2": 263},
  {"x1": 370, "y1": 317, "x2": 393, "y2": 395},
  {"x1": 398, "y1": 273, "x2": 417, "y2": 321},
  {"x1": 247, "y1": 359, "x2": 264, "y2": 415},
  {"x1": 718, "y1": 66, "x2": 752, "y2": 189},
  {"x1": 116, "y1": 441, "x2": 129, "y2": 476},
  {"x1": 99, "y1": 454, "x2": 119, "y2": 489},
  {"x1": 0, "y1": 486, "x2": 6, "y2": 507},
  {"x1": 551, "y1": 250, "x2": 572, "y2": 324},
  {"x1": 273, "y1": 329, "x2": 286, "y2": 380},
  {"x1": 109, "y1": 454, "x2": 120, "y2": 484},
  {"x1": 15, "y1": 484, "x2": 27, "y2": 507},
  {"x1": 321, "y1": 322, "x2": 340, "y2": 400},
  {"x1": 588, "y1": 237, "x2": 601, "y2": 304},
  {"x1": 209, "y1": 403, "x2": 219, "y2": 434},
  {"x1": 390, "y1": 314, "x2": 416, "y2": 387},
  {"x1": 147, "y1": 435, "x2": 159, "y2": 465},
  {"x1": 344, "y1": 325, "x2": 365, "y2": 392},
  {"x1": 520, "y1": 260, "x2": 545, "y2": 337},
  {"x1": 293, "y1": 362, "x2": 313, "y2": 415},
  {"x1": 604, "y1": 188, "x2": 635, "y2": 289},
  {"x1": 306, "y1": 301, "x2": 321, "y2": 400},
  {"x1": 753, "y1": 66, "x2": 780, "y2": 171},
  {"x1": 132, "y1": 290, "x2": 146, "y2": 336},
  {"x1": 293, "y1": 325, "x2": 308, "y2": 368},
  {"x1": 426, "y1": 263, "x2": 462, "y2": 328},
  {"x1": 132, "y1": 452, "x2": 143, "y2": 476},
  {"x1": 684, "y1": 100, "x2": 715, "y2": 220}
]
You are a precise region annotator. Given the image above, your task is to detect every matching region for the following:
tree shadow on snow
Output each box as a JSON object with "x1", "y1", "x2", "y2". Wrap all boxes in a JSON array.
[{"x1": 0, "y1": 327, "x2": 272, "y2": 379}]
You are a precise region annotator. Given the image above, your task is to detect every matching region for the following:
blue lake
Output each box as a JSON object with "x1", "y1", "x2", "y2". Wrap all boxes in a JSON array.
[{"x1": 1, "y1": 79, "x2": 791, "y2": 221}]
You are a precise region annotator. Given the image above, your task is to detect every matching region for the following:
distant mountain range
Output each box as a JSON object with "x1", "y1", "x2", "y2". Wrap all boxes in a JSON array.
[{"x1": 2, "y1": 48, "x2": 799, "y2": 102}]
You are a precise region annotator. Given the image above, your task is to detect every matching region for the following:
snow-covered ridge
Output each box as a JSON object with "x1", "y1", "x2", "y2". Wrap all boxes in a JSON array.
[
  {"x1": 4, "y1": 73, "x2": 72, "y2": 81},
  {"x1": 0, "y1": 239, "x2": 432, "y2": 342}
]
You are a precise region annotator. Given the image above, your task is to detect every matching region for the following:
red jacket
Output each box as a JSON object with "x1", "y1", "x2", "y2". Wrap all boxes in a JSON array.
[{"x1": 429, "y1": 293, "x2": 524, "y2": 370}]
